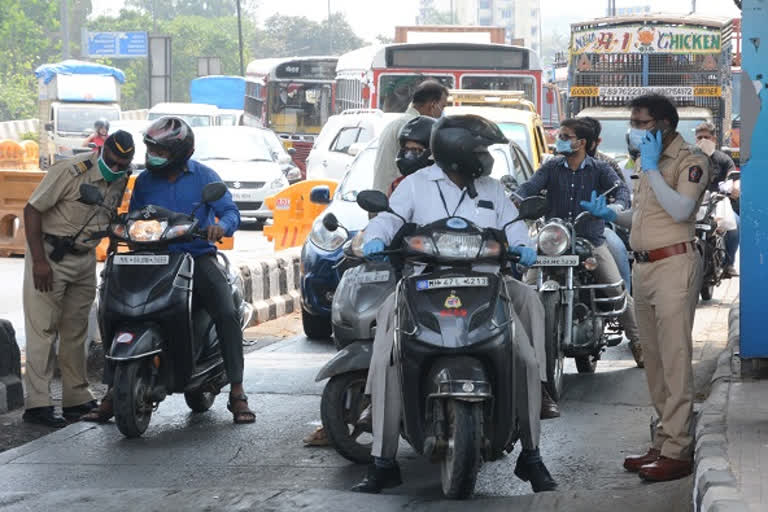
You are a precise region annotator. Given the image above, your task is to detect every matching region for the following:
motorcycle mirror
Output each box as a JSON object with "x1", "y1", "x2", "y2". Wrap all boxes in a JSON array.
[
  {"x1": 517, "y1": 195, "x2": 548, "y2": 220},
  {"x1": 78, "y1": 183, "x2": 104, "y2": 205},
  {"x1": 310, "y1": 185, "x2": 331, "y2": 205},
  {"x1": 201, "y1": 182, "x2": 227, "y2": 203},
  {"x1": 356, "y1": 190, "x2": 389, "y2": 213},
  {"x1": 322, "y1": 212, "x2": 339, "y2": 232},
  {"x1": 500, "y1": 174, "x2": 518, "y2": 190}
]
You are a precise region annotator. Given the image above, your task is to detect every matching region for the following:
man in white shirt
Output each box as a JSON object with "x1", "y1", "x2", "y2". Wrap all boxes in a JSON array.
[{"x1": 352, "y1": 115, "x2": 557, "y2": 494}]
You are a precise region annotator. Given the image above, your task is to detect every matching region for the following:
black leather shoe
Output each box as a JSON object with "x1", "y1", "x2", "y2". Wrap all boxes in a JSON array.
[
  {"x1": 515, "y1": 450, "x2": 558, "y2": 492},
  {"x1": 350, "y1": 462, "x2": 403, "y2": 493},
  {"x1": 22, "y1": 406, "x2": 67, "y2": 428},
  {"x1": 62, "y1": 400, "x2": 98, "y2": 421},
  {"x1": 541, "y1": 387, "x2": 560, "y2": 419}
]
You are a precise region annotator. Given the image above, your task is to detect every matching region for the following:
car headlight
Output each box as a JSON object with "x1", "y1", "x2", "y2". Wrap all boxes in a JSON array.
[
  {"x1": 538, "y1": 222, "x2": 570, "y2": 256},
  {"x1": 309, "y1": 218, "x2": 348, "y2": 251},
  {"x1": 269, "y1": 176, "x2": 288, "y2": 189},
  {"x1": 128, "y1": 220, "x2": 168, "y2": 242}
]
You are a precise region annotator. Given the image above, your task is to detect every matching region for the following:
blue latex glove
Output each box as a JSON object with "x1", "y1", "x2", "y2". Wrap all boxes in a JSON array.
[
  {"x1": 639, "y1": 130, "x2": 663, "y2": 171},
  {"x1": 363, "y1": 239, "x2": 387, "y2": 261},
  {"x1": 579, "y1": 190, "x2": 617, "y2": 222},
  {"x1": 508, "y1": 245, "x2": 537, "y2": 267}
]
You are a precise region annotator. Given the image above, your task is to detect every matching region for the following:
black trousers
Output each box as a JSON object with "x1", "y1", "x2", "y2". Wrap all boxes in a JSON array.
[{"x1": 193, "y1": 254, "x2": 244, "y2": 385}]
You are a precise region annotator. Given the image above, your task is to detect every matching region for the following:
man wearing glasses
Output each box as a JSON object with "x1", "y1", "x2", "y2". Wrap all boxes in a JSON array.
[{"x1": 581, "y1": 94, "x2": 710, "y2": 482}]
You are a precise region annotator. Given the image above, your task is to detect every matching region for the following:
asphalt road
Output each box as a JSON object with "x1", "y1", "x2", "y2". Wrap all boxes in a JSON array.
[{"x1": 0, "y1": 229, "x2": 273, "y2": 351}]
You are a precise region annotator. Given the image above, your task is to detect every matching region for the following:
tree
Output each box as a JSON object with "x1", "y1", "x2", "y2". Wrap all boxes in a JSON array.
[
  {"x1": 417, "y1": 0, "x2": 454, "y2": 24},
  {"x1": 125, "y1": 0, "x2": 258, "y2": 20},
  {"x1": 254, "y1": 13, "x2": 364, "y2": 58}
]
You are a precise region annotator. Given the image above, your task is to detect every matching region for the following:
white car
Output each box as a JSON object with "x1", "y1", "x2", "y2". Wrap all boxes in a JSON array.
[
  {"x1": 148, "y1": 102, "x2": 220, "y2": 127},
  {"x1": 305, "y1": 109, "x2": 401, "y2": 181},
  {"x1": 193, "y1": 126, "x2": 290, "y2": 225}
]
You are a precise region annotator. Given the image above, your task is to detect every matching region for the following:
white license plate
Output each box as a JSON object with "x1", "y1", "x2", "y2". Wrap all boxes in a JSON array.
[
  {"x1": 533, "y1": 255, "x2": 579, "y2": 267},
  {"x1": 416, "y1": 276, "x2": 489, "y2": 291},
  {"x1": 696, "y1": 223, "x2": 712, "y2": 231},
  {"x1": 355, "y1": 270, "x2": 390, "y2": 284},
  {"x1": 114, "y1": 254, "x2": 169, "y2": 265},
  {"x1": 232, "y1": 190, "x2": 260, "y2": 201}
]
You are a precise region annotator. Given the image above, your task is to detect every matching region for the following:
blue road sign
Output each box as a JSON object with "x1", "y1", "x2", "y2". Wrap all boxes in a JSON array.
[{"x1": 86, "y1": 31, "x2": 147, "y2": 58}]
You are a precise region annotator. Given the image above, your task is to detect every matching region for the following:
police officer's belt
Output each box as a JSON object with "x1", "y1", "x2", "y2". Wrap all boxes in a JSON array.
[
  {"x1": 43, "y1": 234, "x2": 90, "y2": 255},
  {"x1": 633, "y1": 241, "x2": 696, "y2": 263}
]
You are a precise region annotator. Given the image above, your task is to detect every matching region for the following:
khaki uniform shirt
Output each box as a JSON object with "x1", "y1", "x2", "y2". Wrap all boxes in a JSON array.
[
  {"x1": 629, "y1": 133, "x2": 710, "y2": 252},
  {"x1": 371, "y1": 106, "x2": 420, "y2": 194},
  {"x1": 28, "y1": 152, "x2": 128, "y2": 251}
]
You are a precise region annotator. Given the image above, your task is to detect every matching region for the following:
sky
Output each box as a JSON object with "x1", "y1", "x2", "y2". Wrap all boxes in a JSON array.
[{"x1": 91, "y1": 0, "x2": 742, "y2": 42}]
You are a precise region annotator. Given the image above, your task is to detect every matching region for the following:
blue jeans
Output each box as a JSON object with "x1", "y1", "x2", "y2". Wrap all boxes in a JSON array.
[
  {"x1": 724, "y1": 213, "x2": 739, "y2": 268},
  {"x1": 604, "y1": 227, "x2": 631, "y2": 295}
]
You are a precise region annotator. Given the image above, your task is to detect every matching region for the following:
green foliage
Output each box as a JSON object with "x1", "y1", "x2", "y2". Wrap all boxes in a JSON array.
[
  {"x1": 253, "y1": 13, "x2": 364, "y2": 58},
  {"x1": 417, "y1": 0, "x2": 454, "y2": 24},
  {"x1": 125, "y1": 0, "x2": 258, "y2": 20},
  {"x1": 20, "y1": 131, "x2": 39, "y2": 141}
]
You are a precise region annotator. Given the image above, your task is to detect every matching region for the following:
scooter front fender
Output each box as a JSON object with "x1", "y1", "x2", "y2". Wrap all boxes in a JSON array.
[
  {"x1": 107, "y1": 325, "x2": 163, "y2": 362},
  {"x1": 314, "y1": 341, "x2": 372, "y2": 382}
]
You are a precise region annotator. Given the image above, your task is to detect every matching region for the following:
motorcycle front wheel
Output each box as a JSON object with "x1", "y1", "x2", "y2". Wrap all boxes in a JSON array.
[
  {"x1": 321, "y1": 371, "x2": 373, "y2": 464},
  {"x1": 113, "y1": 360, "x2": 153, "y2": 438},
  {"x1": 440, "y1": 400, "x2": 482, "y2": 500},
  {"x1": 541, "y1": 292, "x2": 564, "y2": 401}
]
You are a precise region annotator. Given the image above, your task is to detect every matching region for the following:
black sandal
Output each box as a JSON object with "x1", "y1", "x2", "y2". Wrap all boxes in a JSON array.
[{"x1": 227, "y1": 394, "x2": 255, "y2": 424}]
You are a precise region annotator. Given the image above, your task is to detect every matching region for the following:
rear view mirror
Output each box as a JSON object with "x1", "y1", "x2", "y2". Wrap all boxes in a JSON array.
[
  {"x1": 356, "y1": 190, "x2": 389, "y2": 214},
  {"x1": 347, "y1": 142, "x2": 365, "y2": 157},
  {"x1": 322, "y1": 213, "x2": 339, "y2": 232},
  {"x1": 310, "y1": 185, "x2": 331, "y2": 205},
  {"x1": 500, "y1": 174, "x2": 518, "y2": 190},
  {"x1": 517, "y1": 196, "x2": 547, "y2": 220},
  {"x1": 287, "y1": 147, "x2": 297, "y2": 156},
  {"x1": 44, "y1": 122, "x2": 54, "y2": 132},
  {"x1": 201, "y1": 182, "x2": 227, "y2": 203},
  {"x1": 78, "y1": 183, "x2": 104, "y2": 205}
]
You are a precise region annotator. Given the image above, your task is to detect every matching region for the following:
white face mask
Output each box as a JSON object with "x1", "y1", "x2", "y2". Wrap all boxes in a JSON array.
[{"x1": 697, "y1": 138, "x2": 716, "y2": 157}]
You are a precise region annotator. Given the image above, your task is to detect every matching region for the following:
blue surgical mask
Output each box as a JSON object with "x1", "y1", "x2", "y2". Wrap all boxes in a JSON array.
[
  {"x1": 555, "y1": 138, "x2": 574, "y2": 155},
  {"x1": 628, "y1": 128, "x2": 648, "y2": 152},
  {"x1": 147, "y1": 154, "x2": 168, "y2": 167}
]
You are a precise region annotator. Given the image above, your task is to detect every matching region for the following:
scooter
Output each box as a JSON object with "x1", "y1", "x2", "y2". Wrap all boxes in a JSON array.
[
  {"x1": 316, "y1": 191, "x2": 547, "y2": 499},
  {"x1": 79, "y1": 182, "x2": 253, "y2": 438},
  {"x1": 696, "y1": 191, "x2": 728, "y2": 301}
]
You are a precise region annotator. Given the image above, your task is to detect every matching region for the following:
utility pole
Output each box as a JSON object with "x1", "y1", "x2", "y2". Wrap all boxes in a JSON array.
[
  {"x1": 153, "y1": 0, "x2": 158, "y2": 32},
  {"x1": 328, "y1": 0, "x2": 333, "y2": 55},
  {"x1": 236, "y1": 0, "x2": 245, "y2": 75},
  {"x1": 691, "y1": 0, "x2": 697, "y2": 13},
  {"x1": 61, "y1": 0, "x2": 70, "y2": 59}
]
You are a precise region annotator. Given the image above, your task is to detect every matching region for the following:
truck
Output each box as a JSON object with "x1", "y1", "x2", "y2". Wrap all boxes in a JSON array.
[
  {"x1": 34, "y1": 60, "x2": 124, "y2": 166},
  {"x1": 394, "y1": 25, "x2": 506, "y2": 44},
  {"x1": 566, "y1": 14, "x2": 734, "y2": 161},
  {"x1": 189, "y1": 75, "x2": 246, "y2": 125}
]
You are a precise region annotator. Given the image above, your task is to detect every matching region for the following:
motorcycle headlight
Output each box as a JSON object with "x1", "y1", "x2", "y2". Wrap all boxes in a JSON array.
[
  {"x1": 309, "y1": 218, "x2": 348, "y2": 251},
  {"x1": 128, "y1": 220, "x2": 168, "y2": 242},
  {"x1": 538, "y1": 222, "x2": 570, "y2": 256},
  {"x1": 165, "y1": 223, "x2": 194, "y2": 240},
  {"x1": 434, "y1": 232, "x2": 483, "y2": 259}
]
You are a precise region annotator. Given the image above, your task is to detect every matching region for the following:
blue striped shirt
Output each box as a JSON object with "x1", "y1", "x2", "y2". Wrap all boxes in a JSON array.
[{"x1": 517, "y1": 155, "x2": 630, "y2": 246}]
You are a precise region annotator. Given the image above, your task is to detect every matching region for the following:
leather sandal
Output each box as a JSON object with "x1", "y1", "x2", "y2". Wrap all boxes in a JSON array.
[
  {"x1": 80, "y1": 398, "x2": 114, "y2": 424},
  {"x1": 227, "y1": 393, "x2": 255, "y2": 424}
]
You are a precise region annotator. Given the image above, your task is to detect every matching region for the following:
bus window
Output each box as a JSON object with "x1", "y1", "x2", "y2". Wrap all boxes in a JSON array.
[
  {"x1": 461, "y1": 75, "x2": 537, "y2": 107},
  {"x1": 378, "y1": 75, "x2": 454, "y2": 113},
  {"x1": 269, "y1": 82, "x2": 332, "y2": 134}
]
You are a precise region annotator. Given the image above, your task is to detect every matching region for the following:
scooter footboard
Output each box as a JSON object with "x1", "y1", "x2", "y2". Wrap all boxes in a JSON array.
[
  {"x1": 314, "y1": 341, "x2": 373, "y2": 382},
  {"x1": 107, "y1": 325, "x2": 163, "y2": 362}
]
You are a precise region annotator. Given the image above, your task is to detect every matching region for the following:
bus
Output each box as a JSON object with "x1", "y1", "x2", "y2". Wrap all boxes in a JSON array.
[
  {"x1": 244, "y1": 56, "x2": 338, "y2": 172},
  {"x1": 334, "y1": 42, "x2": 543, "y2": 115},
  {"x1": 567, "y1": 14, "x2": 734, "y2": 155}
]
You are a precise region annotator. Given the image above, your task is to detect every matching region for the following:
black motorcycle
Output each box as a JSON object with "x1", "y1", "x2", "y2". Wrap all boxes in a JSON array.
[
  {"x1": 79, "y1": 182, "x2": 253, "y2": 438},
  {"x1": 316, "y1": 190, "x2": 547, "y2": 499},
  {"x1": 696, "y1": 191, "x2": 728, "y2": 301}
]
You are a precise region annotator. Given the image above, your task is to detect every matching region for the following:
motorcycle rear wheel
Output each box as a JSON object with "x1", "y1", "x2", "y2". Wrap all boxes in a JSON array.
[
  {"x1": 113, "y1": 360, "x2": 153, "y2": 438},
  {"x1": 440, "y1": 400, "x2": 482, "y2": 500},
  {"x1": 321, "y1": 371, "x2": 373, "y2": 464}
]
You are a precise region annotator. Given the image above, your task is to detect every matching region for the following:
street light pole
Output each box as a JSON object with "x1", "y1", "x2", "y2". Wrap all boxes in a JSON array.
[{"x1": 236, "y1": 0, "x2": 245, "y2": 76}]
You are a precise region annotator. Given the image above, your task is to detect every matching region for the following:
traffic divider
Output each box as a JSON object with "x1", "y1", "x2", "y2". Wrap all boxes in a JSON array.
[
  {"x1": 0, "y1": 170, "x2": 45, "y2": 257},
  {"x1": 262, "y1": 180, "x2": 338, "y2": 252},
  {"x1": 21, "y1": 141, "x2": 39, "y2": 170},
  {"x1": 0, "y1": 140, "x2": 25, "y2": 169}
]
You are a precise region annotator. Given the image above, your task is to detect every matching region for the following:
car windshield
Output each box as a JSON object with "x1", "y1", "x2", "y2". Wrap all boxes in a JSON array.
[
  {"x1": 194, "y1": 130, "x2": 274, "y2": 162},
  {"x1": 496, "y1": 122, "x2": 532, "y2": 162},
  {"x1": 148, "y1": 113, "x2": 213, "y2": 127},
  {"x1": 57, "y1": 107, "x2": 120, "y2": 134},
  {"x1": 595, "y1": 119, "x2": 707, "y2": 156},
  {"x1": 338, "y1": 147, "x2": 376, "y2": 201}
]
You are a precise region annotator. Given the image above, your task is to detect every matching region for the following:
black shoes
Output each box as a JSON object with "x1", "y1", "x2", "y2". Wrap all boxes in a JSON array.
[
  {"x1": 62, "y1": 400, "x2": 98, "y2": 422},
  {"x1": 350, "y1": 462, "x2": 403, "y2": 493},
  {"x1": 22, "y1": 406, "x2": 67, "y2": 428},
  {"x1": 541, "y1": 387, "x2": 561, "y2": 419},
  {"x1": 515, "y1": 449, "x2": 558, "y2": 492}
]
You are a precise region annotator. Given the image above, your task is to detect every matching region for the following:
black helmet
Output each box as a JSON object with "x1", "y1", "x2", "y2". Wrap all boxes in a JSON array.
[
  {"x1": 94, "y1": 118, "x2": 110, "y2": 132},
  {"x1": 143, "y1": 116, "x2": 195, "y2": 174},
  {"x1": 431, "y1": 114, "x2": 508, "y2": 180},
  {"x1": 396, "y1": 116, "x2": 436, "y2": 177}
]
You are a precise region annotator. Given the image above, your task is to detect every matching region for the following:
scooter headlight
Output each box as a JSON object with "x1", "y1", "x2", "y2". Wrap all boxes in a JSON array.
[
  {"x1": 433, "y1": 232, "x2": 483, "y2": 259},
  {"x1": 538, "y1": 222, "x2": 570, "y2": 256},
  {"x1": 405, "y1": 235, "x2": 437, "y2": 256},
  {"x1": 309, "y1": 217, "x2": 348, "y2": 251},
  {"x1": 128, "y1": 220, "x2": 168, "y2": 242},
  {"x1": 164, "y1": 223, "x2": 194, "y2": 240}
]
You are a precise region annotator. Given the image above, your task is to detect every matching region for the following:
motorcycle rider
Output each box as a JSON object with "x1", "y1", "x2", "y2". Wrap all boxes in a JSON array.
[
  {"x1": 83, "y1": 119, "x2": 109, "y2": 149},
  {"x1": 83, "y1": 117, "x2": 255, "y2": 425},
  {"x1": 351, "y1": 115, "x2": 557, "y2": 494},
  {"x1": 517, "y1": 118, "x2": 643, "y2": 368}
]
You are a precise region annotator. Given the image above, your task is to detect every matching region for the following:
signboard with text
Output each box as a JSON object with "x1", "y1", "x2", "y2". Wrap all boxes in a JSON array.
[
  {"x1": 569, "y1": 85, "x2": 722, "y2": 99},
  {"x1": 571, "y1": 25, "x2": 722, "y2": 55},
  {"x1": 85, "y1": 31, "x2": 148, "y2": 58}
]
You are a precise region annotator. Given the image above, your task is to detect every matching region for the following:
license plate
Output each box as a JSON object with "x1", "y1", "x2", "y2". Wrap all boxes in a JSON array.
[
  {"x1": 416, "y1": 276, "x2": 489, "y2": 291},
  {"x1": 232, "y1": 190, "x2": 260, "y2": 201},
  {"x1": 696, "y1": 223, "x2": 712, "y2": 231},
  {"x1": 113, "y1": 254, "x2": 169, "y2": 265},
  {"x1": 533, "y1": 255, "x2": 579, "y2": 267},
  {"x1": 355, "y1": 270, "x2": 390, "y2": 284}
]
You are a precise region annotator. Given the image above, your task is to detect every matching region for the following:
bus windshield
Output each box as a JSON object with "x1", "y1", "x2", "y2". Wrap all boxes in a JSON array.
[
  {"x1": 378, "y1": 75, "x2": 454, "y2": 112},
  {"x1": 57, "y1": 106, "x2": 120, "y2": 134},
  {"x1": 268, "y1": 82, "x2": 332, "y2": 134},
  {"x1": 461, "y1": 75, "x2": 537, "y2": 108}
]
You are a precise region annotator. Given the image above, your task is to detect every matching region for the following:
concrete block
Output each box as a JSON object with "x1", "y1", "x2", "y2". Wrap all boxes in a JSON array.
[
  {"x1": 701, "y1": 486, "x2": 748, "y2": 512},
  {"x1": 696, "y1": 433, "x2": 728, "y2": 452},
  {"x1": 695, "y1": 469, "x2": 737, "y2": 510},
  {"x1": 706, "y1": 501, "x2": 750, "y2": 512}
]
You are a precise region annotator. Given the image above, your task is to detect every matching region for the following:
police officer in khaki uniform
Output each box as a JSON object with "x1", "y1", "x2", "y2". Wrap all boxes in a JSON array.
[
  {"x1": 581, "y1": 95, "x2": 709, "y2": 482},
  {"x1": 21, "y1": 131, "x2": 134, "y2": 427}
]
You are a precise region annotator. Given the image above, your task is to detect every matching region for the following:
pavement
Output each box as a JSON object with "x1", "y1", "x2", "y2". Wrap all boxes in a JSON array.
[{"x1": 0, "y1": 274, "x2": 739, "y2": 511}]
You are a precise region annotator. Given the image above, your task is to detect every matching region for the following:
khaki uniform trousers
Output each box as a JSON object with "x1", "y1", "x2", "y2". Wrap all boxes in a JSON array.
[
  {"x1": 367, "y1": 278, "x2": 543, "y2": 459},
  {"x1": 23, "y1": 243, "x2": 97, "y2": 409},
  {"x1": 633, "y1": 249, "x2": 702, "y2": 460}
]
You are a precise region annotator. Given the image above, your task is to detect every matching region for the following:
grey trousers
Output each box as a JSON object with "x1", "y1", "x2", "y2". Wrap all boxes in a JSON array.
[{"x1": 366, "y1": 277, "x2": 543, "y2": 459}]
